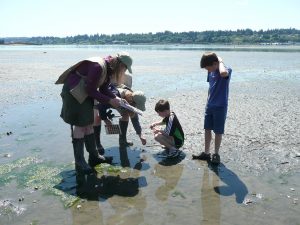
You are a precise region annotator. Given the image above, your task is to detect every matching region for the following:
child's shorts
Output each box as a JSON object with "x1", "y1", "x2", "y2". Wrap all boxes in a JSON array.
[
  {"x1": 174, "y1": 137, "x2": 184, "y2": 149},
  {"x1": 204, "y1": 106, "x2": 227, "y2": 134}
]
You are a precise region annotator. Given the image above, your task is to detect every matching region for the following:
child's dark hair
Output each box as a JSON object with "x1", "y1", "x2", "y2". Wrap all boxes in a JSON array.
[
  {"x1": 155, "y1": 99, "x2": 170, "y2": 112},
  {"x1": 200, "y1": 52, "x2": 218, "y2": 68}
]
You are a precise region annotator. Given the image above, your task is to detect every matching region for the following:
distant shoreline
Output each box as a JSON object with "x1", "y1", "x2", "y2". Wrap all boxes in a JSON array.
[
  {"x1": 1, "y1": 43, "x2": 300, "y2": 53},
  {"x1": 1, "y1": 28, "x2": 299, "y2": 46},
  {"x1": 1, "y1": 42, "x2": 300, "y2": 46},
  {"x1": 0, "y1": 42, "x2": 42, "y2": 46}
]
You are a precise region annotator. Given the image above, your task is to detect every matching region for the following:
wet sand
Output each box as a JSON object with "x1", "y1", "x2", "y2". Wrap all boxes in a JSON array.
[
  {"x1": 142, "y1": 79, "x2": 300, "y2": 175},
  {"x1": 0, "y1": 47, "x2": 299, "y2": 224}
]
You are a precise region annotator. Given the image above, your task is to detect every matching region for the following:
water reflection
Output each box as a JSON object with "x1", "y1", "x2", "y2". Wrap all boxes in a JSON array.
[
  {"x1": 153, "y1": 151, "x2": 186, "y2": 201},
  {"x1": 71, "y1": 199, "x2": 103, "y2": 225},
  {"x1": 201, "y1": 162, "x2": 220, "y2": 225},
  {"x1": 209, "y1": 163, "x2": 248, "y2": 204},
  {"x1": 54, "y1": 146, "x2": 149, "y2": 225},
  {"x1": 104, "y1": 146, "x2": 147, "y2": 225},
  {"x1": 197, "y1": 161, "x2": 248, "y2": 224}
]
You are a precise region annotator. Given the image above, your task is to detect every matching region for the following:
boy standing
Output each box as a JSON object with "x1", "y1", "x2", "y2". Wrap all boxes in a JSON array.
[
  {"x1": 150, "y1": 99, "x2": 184, "y2": 158},
  {"x1": 192, "y1": 52, "x2": 232, "y2": 164}
]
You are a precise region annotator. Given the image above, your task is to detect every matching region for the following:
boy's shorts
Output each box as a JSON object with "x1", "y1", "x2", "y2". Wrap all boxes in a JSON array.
[
  {"x1": 174, "y1": 137, "x2": 183, "y2": 149},
  {"x1": 204, "y1": 106, "x2": 227, "y2": 134}
]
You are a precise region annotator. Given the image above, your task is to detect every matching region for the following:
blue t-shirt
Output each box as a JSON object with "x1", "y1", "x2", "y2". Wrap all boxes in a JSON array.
[{"x1": 206, "y1": 67, "x2": 232, "y2": 107}]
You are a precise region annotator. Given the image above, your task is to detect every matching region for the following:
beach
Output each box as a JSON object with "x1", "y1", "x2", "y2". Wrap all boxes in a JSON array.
[{"x1": 0, "y1": 45, "x2": 299, "y2": 225}]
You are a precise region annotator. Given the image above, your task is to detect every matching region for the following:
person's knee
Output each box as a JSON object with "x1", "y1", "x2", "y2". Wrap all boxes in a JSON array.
[
  {"x1": 121, "y1": 114, "x2": 129, "y2": 121},
  {"x1": 154, "y1": 133, "x2": 163, "y2": 142},
  {"x1": 154, "y1": 133, "x2": 159, "y2": 140}
]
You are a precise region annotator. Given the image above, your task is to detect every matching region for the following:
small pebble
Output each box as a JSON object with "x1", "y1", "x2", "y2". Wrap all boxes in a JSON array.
[
  {"x1": 76, "y1": 204, "x2": 82, "y2": 209},
  {"x1": 4, "y1": 153, "x2": 11, "y2": 158},
  {"x1": 243, "y1": 198, "x2": 253, "y2": 205},
  {"x1": 256, "y1": 193, "x2": 263, "y2": 199}
]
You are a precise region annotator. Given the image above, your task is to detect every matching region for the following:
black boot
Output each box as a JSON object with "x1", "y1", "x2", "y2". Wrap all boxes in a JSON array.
[
  {"x1": 84, "y1": 133, "x2": 113, "y2": 167},
  {"x1": 119, "y1": 146, "x2": 130, "y2": 167},
  {"x1": 72, "y1": 138, "x2": 93, "y2": 175},
  {"x1": 93, "y1": 125, "x2": 105, "y2": 155},
  {"x1": 119, "y1": 120, "x2": 133, "y2": 147},
  {"x1": 75, "y1": 173, "x2": 86, "y2": 194}
]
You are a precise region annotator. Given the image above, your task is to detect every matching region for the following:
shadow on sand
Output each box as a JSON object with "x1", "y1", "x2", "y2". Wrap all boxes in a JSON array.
[
  {"x1": 54, "y1": 146, "x2": 149, "y2": 201},
  {"x1": 53, "y1": 146, "x2": 150, "y2": 225},
  {"x1": 208, "y1": 162, "x2": 248, "y2": 204}
]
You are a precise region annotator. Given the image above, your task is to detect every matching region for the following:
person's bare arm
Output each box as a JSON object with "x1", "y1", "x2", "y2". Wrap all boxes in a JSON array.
[
  {"x1": 218, "y1": 56, "x2": 229, "y2": 77},
  {"x1": 150, "y1": 120, "x2": 163, "y2": 129}
]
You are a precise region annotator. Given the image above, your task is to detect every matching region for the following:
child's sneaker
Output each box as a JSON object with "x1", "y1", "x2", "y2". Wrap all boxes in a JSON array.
[
  {"x1": 157, "y1": 149, "x2": 169, "y2": 157},
  {"x1": 167, "y1": 149, "x2": 180, "y2": 158},
  {"x1": 211, "y1": 153, "x2": 220, "y2": 165},
  {"x1": 192, "y1": 152, "x2": 211, "y2": 161}
]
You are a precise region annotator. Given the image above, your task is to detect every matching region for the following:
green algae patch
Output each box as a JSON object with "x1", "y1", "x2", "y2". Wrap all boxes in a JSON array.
[
  {"x1": 29, "y1": 220, "x2": 39, "y2": 225},
  {"x1": 94, "y1": 163, "x2": 127, "y2": 175},
  {"x1": 171, "y1": 190, "x2": 186, "y2": 199},
  {"x1": 19, "y1": 164, "x2": 62, "y2": 190},
  {"x1": 0, "y1": 157, "x2": 80, "y2": 208},
  {"x1": 18, "y1": 163, "x2": 80, "y2": 208},
  {"x1": 0, "y1": 156, "x2": 38, "y2": 185}
]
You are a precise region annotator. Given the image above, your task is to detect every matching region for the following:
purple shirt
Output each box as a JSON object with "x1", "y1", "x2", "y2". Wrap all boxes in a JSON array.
[
  {"x1": 207, "y1": 67, "x2": 232, "y2": 107},
  {"x1": 66, "y1": 58, "x2": 115, "y2": 104}
]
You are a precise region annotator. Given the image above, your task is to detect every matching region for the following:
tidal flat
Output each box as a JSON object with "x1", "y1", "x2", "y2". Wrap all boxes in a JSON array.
[{"x1": 0, "y1": 45, "x2": 299, "y2": 225}]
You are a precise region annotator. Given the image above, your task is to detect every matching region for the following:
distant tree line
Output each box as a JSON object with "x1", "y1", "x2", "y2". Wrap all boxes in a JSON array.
[{"x1": 2, "y1": 28, "x2": 300, "y2": 45}]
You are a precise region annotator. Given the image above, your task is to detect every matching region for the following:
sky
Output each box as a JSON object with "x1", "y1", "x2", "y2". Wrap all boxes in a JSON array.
[{"x1": 1, "y1": 0, "x2": 299, "y2": 37}]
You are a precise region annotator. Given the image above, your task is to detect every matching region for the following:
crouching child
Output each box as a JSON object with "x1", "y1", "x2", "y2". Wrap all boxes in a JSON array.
[{"x1": 150, "y1": 99, "x2": 184, "y2": 158}]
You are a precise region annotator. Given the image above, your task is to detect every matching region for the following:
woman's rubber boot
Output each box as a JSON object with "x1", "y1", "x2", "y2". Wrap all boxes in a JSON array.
[
  {"x1": 119, "y1": 120, "x2": 133, "y2": 147},
  {"x1": 93, "y1": 125, "x2": 105, "y2": 155},
  {"x1": 84, "y1": 133, "x2": 113, "y2": 167},
  {"x1": 72, "y1": 138, "x2": 93, "y2": 175}
]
